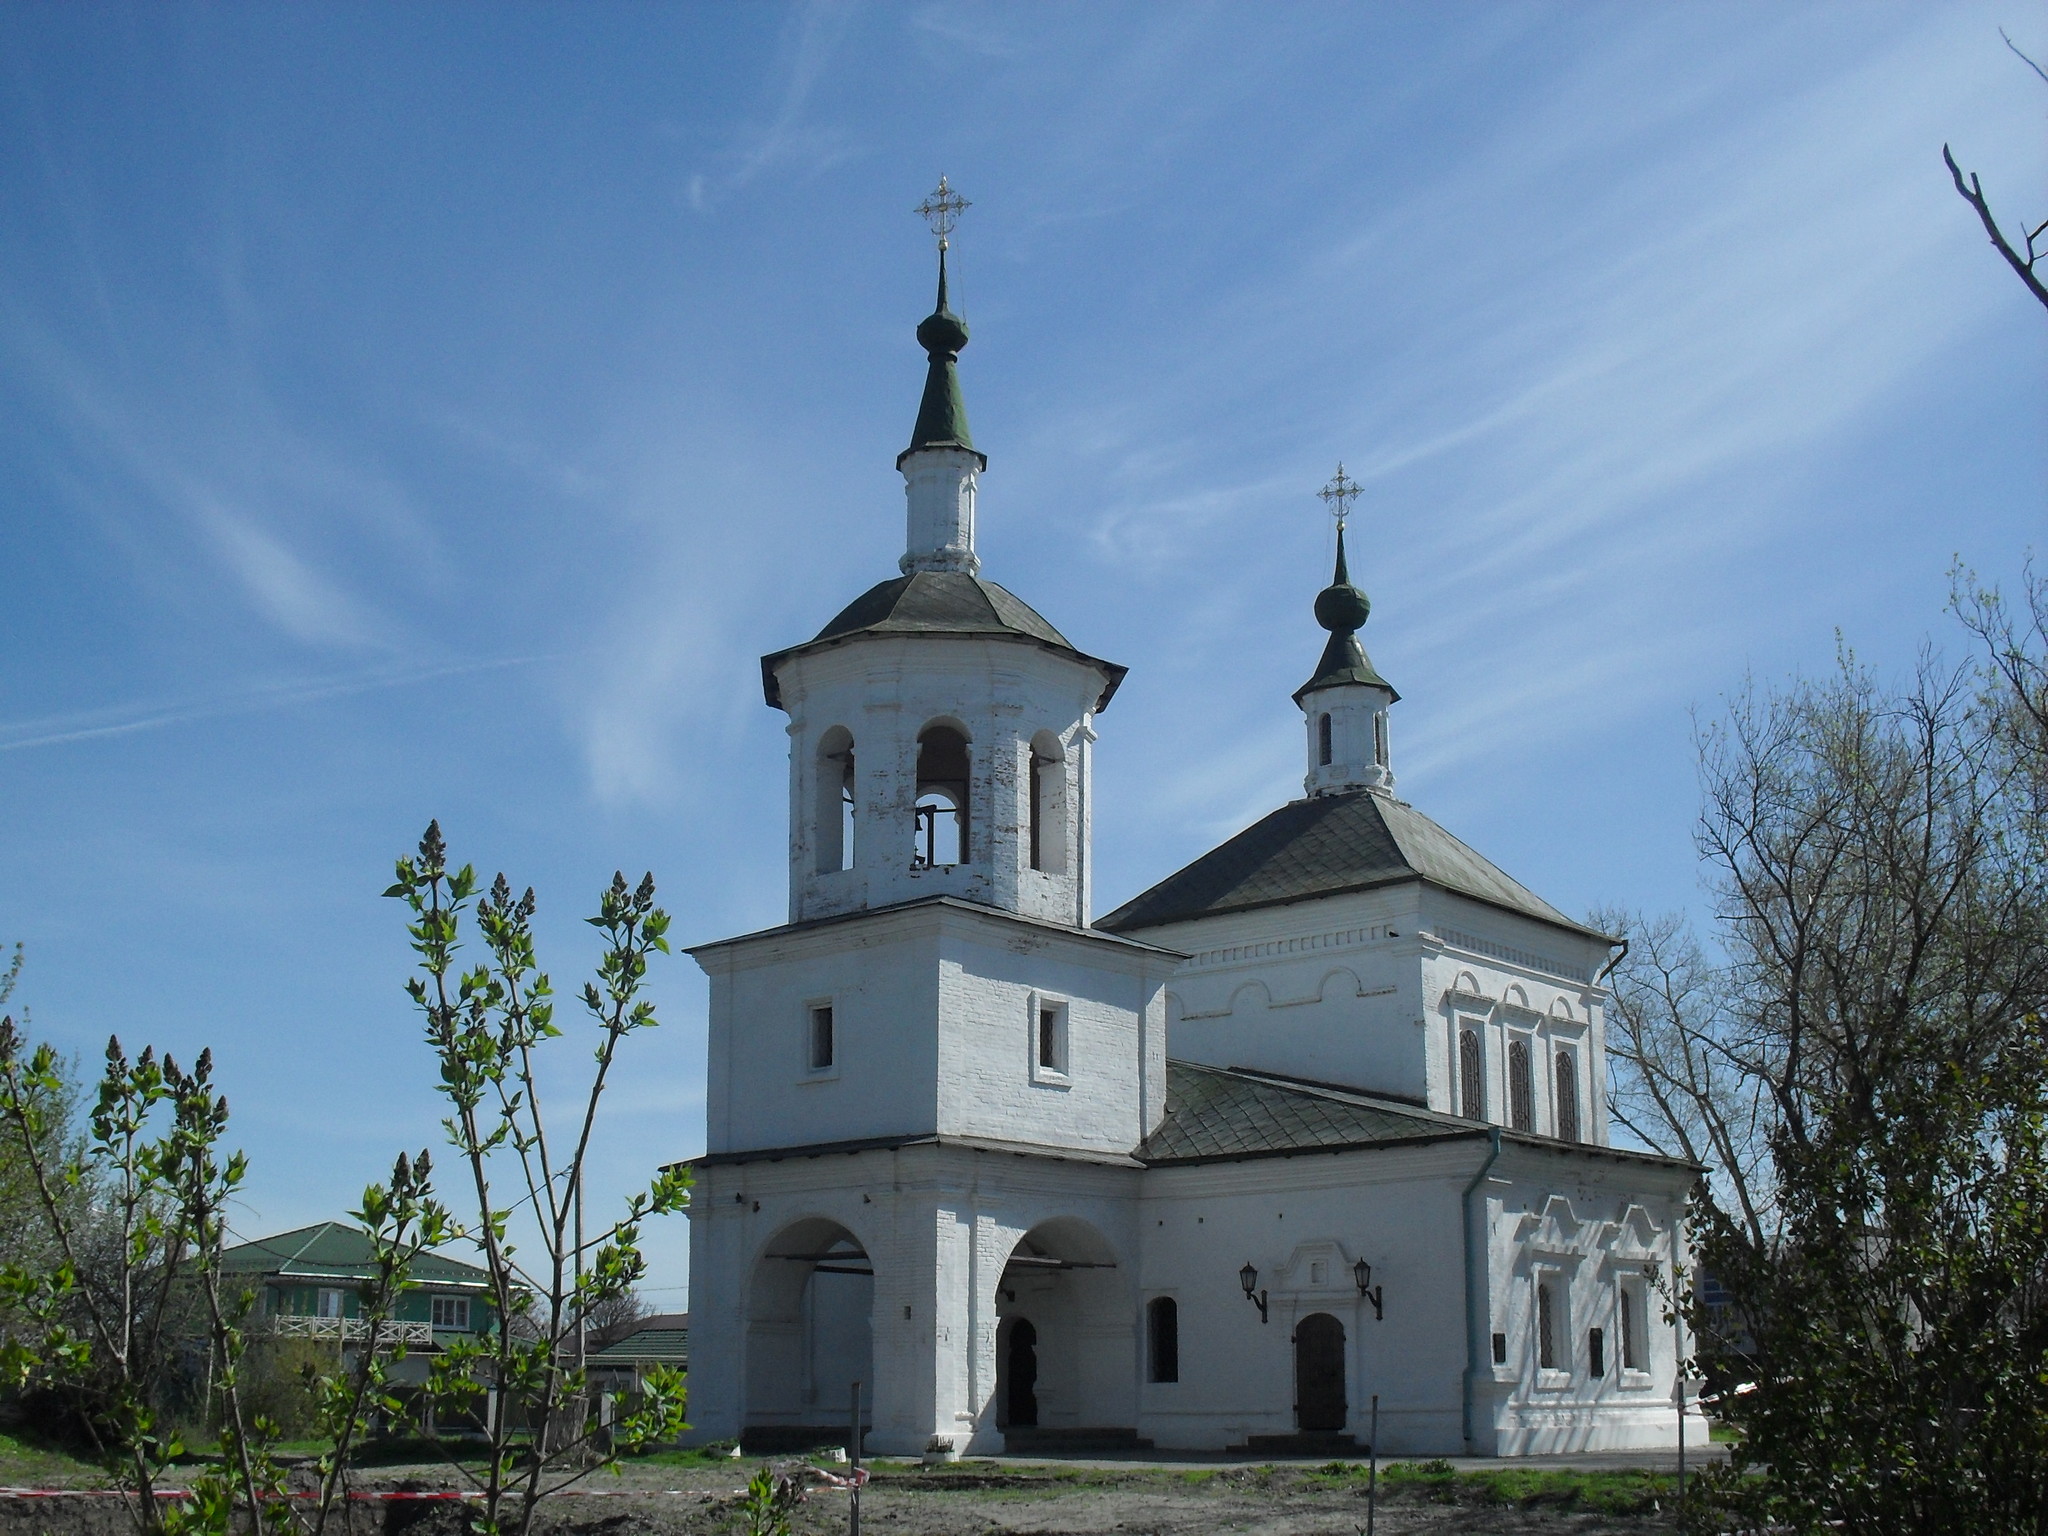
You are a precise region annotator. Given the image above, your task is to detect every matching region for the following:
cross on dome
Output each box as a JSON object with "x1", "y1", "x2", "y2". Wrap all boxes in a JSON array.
[
  {"x1": 1317, "y1": 462, "x2": 1361, "y2": 533},
  {"x1": 915, "y1": 175, "x2": 970, "y2": 251}
]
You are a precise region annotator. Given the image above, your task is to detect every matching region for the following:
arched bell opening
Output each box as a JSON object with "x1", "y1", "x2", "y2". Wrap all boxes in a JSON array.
[
  {"x1": 814, "y1": 726, "x2": 856, "y2": 874},
  {"x1": 992, "y1": 1217, "x2": 1131, "y2": 1439},
  {"x1": 914, "y1": 722, "x2": 971, "y2": 868},
  {"x1": 743, "y1": 1218, "x2": 874, "y2": 1453},
  {"x1": 1027, "y1": 729, "x2": 1068, "y2": 874}
]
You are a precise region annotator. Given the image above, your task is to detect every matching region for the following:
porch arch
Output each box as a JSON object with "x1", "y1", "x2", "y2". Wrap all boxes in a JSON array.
[
  {"x1": 743, "y1": 1216, "x2": 874, "y2": 1450},
  {"x1": 992, "y1": 1217, "x2": 1134, "y2": 1438}
]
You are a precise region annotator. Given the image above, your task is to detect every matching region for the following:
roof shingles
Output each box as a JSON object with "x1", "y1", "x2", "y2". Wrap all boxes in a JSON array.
[{"x1": 1097, "y1": 789, "x2": 1601, "y2": 939}]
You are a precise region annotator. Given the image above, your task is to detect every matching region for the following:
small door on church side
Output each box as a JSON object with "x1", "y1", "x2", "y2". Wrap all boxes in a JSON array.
[
  {"x1": 1004, "y1": 1318, "x2": 1039, "y2": 1427},
  {"x1": 1294, "y1": 1312, "x2": 1347, "y2": 1432}
]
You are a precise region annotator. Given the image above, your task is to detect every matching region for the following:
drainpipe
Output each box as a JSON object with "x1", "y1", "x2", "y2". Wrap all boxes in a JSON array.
[{"x1": 1460, "y1": 1127, "x2": 1503, "y2": 1449}]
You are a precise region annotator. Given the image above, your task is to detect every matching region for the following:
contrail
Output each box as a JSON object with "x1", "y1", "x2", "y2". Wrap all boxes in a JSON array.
[{"x1": 0, "y1": 655, "x2": 550, "y2": 753}]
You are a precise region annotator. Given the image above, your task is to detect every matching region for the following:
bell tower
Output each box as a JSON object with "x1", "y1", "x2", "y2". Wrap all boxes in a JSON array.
[{"x1": 760, "y1": 181, "x2": 1126, "y2": 929}]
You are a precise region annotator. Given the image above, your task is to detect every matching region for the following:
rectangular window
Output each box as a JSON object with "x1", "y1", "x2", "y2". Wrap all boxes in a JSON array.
[
  {"x1": 1037, "y1": 1003, "x2": 1067, "y2": 1073},
  {"x1": 1508, "y1": 1039, "x2": 1534, "y2": 1132},
  {"x1": 1589, "y1": 1326, "x2": 1605, "y2": 1378},
  {"x1": 1554, "y1": 1050, "x2": 1580, "y2": 1142},
  {"x1": 1537, "y1": 1281, "x2": 1558, "y2": 1370},
  {"x1": 1491, "y1": 1330, "x2": 1508, "y2": 1365},
  {"x1": 1620, "y1": 1283, "x2": 1642, "y2": 1370},
  {"x1": 431, "y1": 1295, "x2": 470, "y2": 1330},
  {"x1": 1459, "y1": 1028, "x2": 1484, "y2": 1120},
  {"x1": 317, "y1": 1288, "x2": 344, "y2": 1319},
  {"x1": 1372, "y1": 711, "x2": 1388, "y2": 767},
  {"x1": 808, "y1": 1004, "x2": 835, "y2": 1072}
]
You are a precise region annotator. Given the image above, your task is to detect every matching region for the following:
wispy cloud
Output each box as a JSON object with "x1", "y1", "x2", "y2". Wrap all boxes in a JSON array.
[
  {"x1": 0, "y1": 657, "x2": 545, "y2": 754},
  {"x1": 686, "y1": 0, "x2": 860, "y2": 210}
]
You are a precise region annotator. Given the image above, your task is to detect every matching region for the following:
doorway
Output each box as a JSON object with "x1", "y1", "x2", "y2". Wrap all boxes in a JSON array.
[
  {"x1": 1004, "y1": 1318, "x2": 1039, "y2": 1427},
  {"x1": 1294, "y1": 1312, "x2": 1346, "y2": 1432}
]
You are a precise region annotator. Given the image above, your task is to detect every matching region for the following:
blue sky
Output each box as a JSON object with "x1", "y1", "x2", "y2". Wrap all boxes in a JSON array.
[{"x1": 1, "y1": 3, "x2": 2041, "y2": 1305}]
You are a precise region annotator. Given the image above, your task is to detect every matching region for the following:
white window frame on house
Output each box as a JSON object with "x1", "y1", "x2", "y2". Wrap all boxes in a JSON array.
[
  {"x1": 431, "y1": 1294, "x2": 470, "y2": 1330},
  {"x1": 1030, "y1": 991, "x2": 1070, "y2": 1086},
  {"x1": 801, "y1": 997, "x2": 839, "y2": 1080},
  {"x1": 317, "y1": 1287, "x2": 345, "y2": 1319}
]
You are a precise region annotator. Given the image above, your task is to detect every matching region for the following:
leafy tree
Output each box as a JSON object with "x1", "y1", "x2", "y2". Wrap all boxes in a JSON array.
[
  {"x1": 385, "y1": 822, "x2": 689, "y2": 1534},
  {"x1": 1607, "y1": 582, "x2": 2048, "y2": 1533}
]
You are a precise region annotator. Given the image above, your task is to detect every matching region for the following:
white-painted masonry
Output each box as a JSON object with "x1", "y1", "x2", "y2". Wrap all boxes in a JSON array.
[{"x1": 677, "y1": 279, "x2": 1702, "y2": 1458}]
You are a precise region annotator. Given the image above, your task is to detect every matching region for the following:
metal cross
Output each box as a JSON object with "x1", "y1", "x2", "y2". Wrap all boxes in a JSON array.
[
  {"x1": 1318, "y1": 463, "x2": 1361, "y2": 532},
  {"x1": 915, "y1": 175, "x2": 970, "y2": 250}
]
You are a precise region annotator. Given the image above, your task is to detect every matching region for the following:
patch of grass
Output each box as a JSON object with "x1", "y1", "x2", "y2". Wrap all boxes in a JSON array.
[
  {"x1": 0, "y1": 1429, "x2": 104, "y2": 1487},
  {"x1": 1709, "y1": 1420, "x2": 1744, "y2": 1443},
  {"x1": 1374, "y1": 1460, "x2": 1675, "y2": 1515}
]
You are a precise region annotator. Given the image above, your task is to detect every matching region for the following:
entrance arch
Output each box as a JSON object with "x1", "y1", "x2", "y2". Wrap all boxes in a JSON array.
[
  {"x1": 1294, "y1": 1312, "x2": 1347, "y2": 1432},
  {"x1": 993, "y1": 1217, "x2": 1132, "y2": 1438},
  {"x1": 744, "y1": 1217, "x2": 874, "y2": 1449}
]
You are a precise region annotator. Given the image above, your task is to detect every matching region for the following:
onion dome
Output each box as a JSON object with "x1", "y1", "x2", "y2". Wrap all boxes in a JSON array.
[
  {"x1": 900, "y1": 247, "x2": 985, "y2": 469},
  {"x1": 1294, "y1": 526, "x2": 1398, "y2": 704}
]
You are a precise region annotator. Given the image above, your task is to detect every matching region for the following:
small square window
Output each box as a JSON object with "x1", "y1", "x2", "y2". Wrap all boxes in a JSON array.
[
  {"x1": 431, "y1": 1295, "x2": 470, "y2": 1330},
  {"x1": 808, "y1": 1004, "x2": 835, "y2": 1072}
]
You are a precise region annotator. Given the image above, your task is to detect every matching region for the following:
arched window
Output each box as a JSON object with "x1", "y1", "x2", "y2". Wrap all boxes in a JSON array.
[
  {"x1": 1317, "y1": 713, "x2": 1333, "y2": 767},
  {"x1": 1554, "y1": 1050, "x2": 1580, "y2": 1142},
  {"x1": 914, "y1": 723, "x2": 970, "y2": 868},
  {"x1": 1459, "y1": 1029, "x2": 1484, "y2": 1120},
  {"x1": 1029, "y1": 731, "x2": 1067, "y2": 873},
  {"x1": 1508, "y1": 1039, "x2": 1534, "y2": 1132},
  {"x1": 1146, "y1": 1296, "x2": 1179, "y2": 1383},
  {"x1": 814, "y1": 727, "x2": 856, "y2": 873}
]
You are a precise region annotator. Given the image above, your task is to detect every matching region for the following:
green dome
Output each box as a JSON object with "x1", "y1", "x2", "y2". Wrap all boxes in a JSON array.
[
  {"x1": 1315, "y1": 581, "x2": 1370, "y2": 632},
  {"x1": 916, "y1": 305, "x2": 968, "y2": 357}
]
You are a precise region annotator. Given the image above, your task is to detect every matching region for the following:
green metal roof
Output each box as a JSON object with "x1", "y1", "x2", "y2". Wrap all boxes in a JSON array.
[
  {"x1": 759, "y1": 571, "x2": 1127, "y2": 711},
  {"x1": 591, "y1": 1315, "x2": 690, "y2": 1365},
  {"x1": 219, "y1": 1222, "x2": 489, "y2": 1289},
  {"x1": 1294, "y1": 527, "x2": 1396, "y2": 703},
  {"x1": 1097, "y1": 788, "x2": 1606, "y2": 940},
  {"x1": 1140, "y1": 1062, "x2": 1480, "y2": 1164},
  {"x1": 899, "y1": 247, "x2": 983, "y2": 470}
]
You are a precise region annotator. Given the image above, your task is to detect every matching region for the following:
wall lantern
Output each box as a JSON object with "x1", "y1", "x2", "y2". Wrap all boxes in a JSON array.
[
  {"x1": 1239, "y1": 1262, "x2": 1269, "y2": 1324},
  {"x1": 1353, "y1": 1255, "x2": 1384, "y2": 1321}
]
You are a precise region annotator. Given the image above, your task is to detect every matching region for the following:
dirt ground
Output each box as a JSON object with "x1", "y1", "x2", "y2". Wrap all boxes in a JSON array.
[{"x1": 2, "y1": 1456, "x2": 1700, "y2": 1535}]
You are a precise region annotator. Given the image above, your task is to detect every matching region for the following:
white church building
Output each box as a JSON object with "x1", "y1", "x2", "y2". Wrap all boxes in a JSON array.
[{"x1": 679, "y1": 230, "x2": 1705, "y2": 1459}]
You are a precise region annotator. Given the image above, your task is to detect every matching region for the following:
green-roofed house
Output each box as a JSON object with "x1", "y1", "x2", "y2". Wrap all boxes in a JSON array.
[
  {"x1": 220, "y1": 1222, "x2": 495, "y2": 1377},
  {"x1": 586, "y1": 1312, "x2": 689, "y2": 1401}
]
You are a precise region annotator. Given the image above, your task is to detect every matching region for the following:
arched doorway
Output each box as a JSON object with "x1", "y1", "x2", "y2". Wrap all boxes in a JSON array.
[
  {"x1": 1294, "y1": 1312, "x2": 1347, "y2": 1432},
  {"x1": 744, "y1": 1218, "x2": 874, "y2": 1451},
  {"x1": 1001, "y1": 1318, "x2": 1038, "y2": 1426},
  {"x1": 993, "y1": 1218, "x2": 1131, "y2": 1440}
]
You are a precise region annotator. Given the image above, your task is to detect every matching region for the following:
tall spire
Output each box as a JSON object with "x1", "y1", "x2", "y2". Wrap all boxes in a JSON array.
[
  {"x1": 900, "y1": 244, "x2": 983, "y2": 468},
  {"x1": 1297, "y1": 465, "x2": 1398, "y2": 797},
  {"x1": 1295, "y1": 468, "x2": 1396, "y2": 704},
  {"x1": 899, "y1": 178, "x2": 985, "y2": 575},
  {"x1": 901, "y1": 176, "x2": 984, "y2": 471}
]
